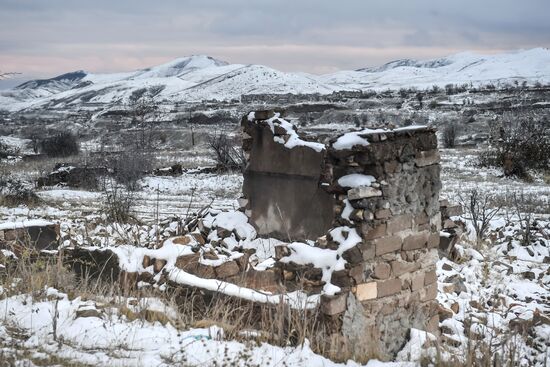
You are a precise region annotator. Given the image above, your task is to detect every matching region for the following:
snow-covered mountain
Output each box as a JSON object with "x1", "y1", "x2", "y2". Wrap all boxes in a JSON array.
[{"x1": 1, "y1": 49, "x2": 550, "y2": 112}]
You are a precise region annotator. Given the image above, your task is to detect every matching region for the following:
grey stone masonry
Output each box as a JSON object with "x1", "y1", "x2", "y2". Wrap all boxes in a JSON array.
[{"x1": 241, "y1": 111, "x2": 441, "y2": 362}]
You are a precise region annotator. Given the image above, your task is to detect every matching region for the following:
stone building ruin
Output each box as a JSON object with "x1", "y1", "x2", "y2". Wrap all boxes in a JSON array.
[
  {"x1": 241, "y1": 110, "x2": 442, "y2": 360},
  {"x1": 1, "y1": 110, "x2": 447, "y2": 363}
]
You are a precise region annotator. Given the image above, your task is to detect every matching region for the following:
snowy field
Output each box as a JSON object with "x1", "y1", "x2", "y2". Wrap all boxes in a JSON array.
[{"x1": 0, "y1": 147, "x2": 549, "y2": 366}]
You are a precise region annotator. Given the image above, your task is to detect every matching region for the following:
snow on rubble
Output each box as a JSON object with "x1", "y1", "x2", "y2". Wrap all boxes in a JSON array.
[{"x1": 279, "y1": 226, "x2": 362, "y2": 296}]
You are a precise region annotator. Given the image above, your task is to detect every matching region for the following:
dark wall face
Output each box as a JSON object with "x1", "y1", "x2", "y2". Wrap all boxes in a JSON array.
[{"x1": 243, "y1": 123, "x2": 334, "y2": 241}]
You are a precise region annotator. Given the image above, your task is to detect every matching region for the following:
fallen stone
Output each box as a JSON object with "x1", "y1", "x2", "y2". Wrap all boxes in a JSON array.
[{"x1": 215, "y1": 261, "x2": 240, "y2": 278}]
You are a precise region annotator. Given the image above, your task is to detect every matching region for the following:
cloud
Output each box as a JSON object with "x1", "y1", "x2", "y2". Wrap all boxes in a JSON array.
[{"x1": 0, "y1": 0, "x2": 548, "y2": 78}]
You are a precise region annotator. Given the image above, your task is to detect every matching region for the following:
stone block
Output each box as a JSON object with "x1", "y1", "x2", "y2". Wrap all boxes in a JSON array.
[
  {"x1": 348, "y1": 187, "x2": 383, "y2": 200},
  {"x1": 424, "y1": 269, "x2": 437, "y2": 286},
  {"x1": 361, "y1": 223, "x2": 387, "y2": 240},
  {"x1": 421, "y1": 283, "x2": 438, "y2": 301},
  {"x1": 387, "y1": 214, "x2": 413, "y2": 234},
  {"x1": 391, "y1": 260, "x2": 420, "y2": 276},
  {"x1": 230, "y1": 269, "x2": 280, "y2": 292},
  {"x1": 377, "y1": 278, "x2": 402, "y2": 298},
  {"x1": 215, "y1": 261, "x2": 241, "y2": 278},
  {"x1": 402, "y1": 231, "x2": 429, "y2": 251},
  {"x1": 350, "y1": 209, "x2": 364, "y2": 222},
  {"x1": 375, "y1": 209, "x2": 391, "y2": 219},
  {"x1": 360, "y1": 242, "x2": 375, "y2": 261},
  {"x1": 142, "y1": 255, "x2": 151, "y2": 269},
  {"x1": 411, "y1": 272, "x2": 425, "y2": 291},
  {"x1": 443, "y1": 219, "x2": 457, "y2": 229},
  {"x1": 154, "y1": 259, "x2": 167, "y2": 273},
  {"x1": 172, "y1": 235, "x2": 193, "y2": 245},
  {"x1": 372, "y1": 263, "x2": 391, "y2": 280},
  {"x1": 331, "y1": 269, "x2": 352, "y2": 288},
  {"x1": 415, "y1": 150, "x2": 440, "y2": 167},
  {"x1": 445, "y1": 205, "x2": 463, "y2": 217},
  {"x1": 254, "y1": 110, "x2": 276, "y2": 120},
  {"x1": 349, "y1": 264, "x2": 365, "y2": 283},
  {"x1": 426, "y1": 314, "x2": 440, "y2": 335},
  {"x1": 342, "y1": 245, "x2": 363, "y2": 265},
  {"x1": 384, "y1": 160, "x2": 401, "y2": 173},
  {"x1": 375, "y1": 235, "x2": 402, "y2": 256},
  {"x1": 427, "y1": 232, "x2": 440, "y2": 248},
  {"x1": 356, "y1": 282, "x2": 377, "y2": 301},
  {"x1": 430, "y1": 215, "x2": 442, "y2": 232},
  {"x1": 321, "y1": 292, "x2": 348, "y2": 316},
  {"x1": 414, "y1": 212, "x2": 429, "y2": 226}
]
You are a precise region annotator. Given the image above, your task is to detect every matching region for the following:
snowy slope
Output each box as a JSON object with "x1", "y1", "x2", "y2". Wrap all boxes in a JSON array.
[
  {"x1": 1, "y1": 48, "x2": 549, "y2": 112},
  {"x1": 321, "y1": 48, "x2": 550, "y2": 90}
]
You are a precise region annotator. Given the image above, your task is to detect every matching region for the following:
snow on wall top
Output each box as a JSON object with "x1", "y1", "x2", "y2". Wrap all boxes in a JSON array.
[
  {"x1": 331, "y1": 125, "x2": 428, "y2": 150},
  {"x1": 250, "y1": 112, "x2": 326, "y2": 153},
  {"x1": 0, "y1": 219, "x2": 55, "y2": 231}
]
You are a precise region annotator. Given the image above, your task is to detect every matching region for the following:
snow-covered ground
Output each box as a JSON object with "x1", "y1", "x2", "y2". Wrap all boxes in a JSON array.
[{"x1": 0, "y1": 147, "x2": 548, "y2": 366}]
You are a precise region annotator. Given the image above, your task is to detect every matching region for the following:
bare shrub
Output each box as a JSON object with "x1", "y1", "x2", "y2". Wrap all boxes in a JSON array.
[
  {"x1": 107, "y1": 151, "x2": 153, "y2": 191},
  {"x1": 443, "y1": 123, "x2": 458, "y2": 148},
  {"x1": 102, "y1": 180, "x2": 137, "y2": 223},
  {"x1": 39, "y1": 132, "x2": 80, "y2": 157},
  {"x1": 0, "y1": 141, "x2": 20, "y2": 158},
  {"x1": 458, "y1": 189, "x2": 501, "y2": 244},
  {"x1": 479, "y1": 116, "x2": 550, "y2": 178},
  {"x1": 505, "y1": 191, "x2": 541, "y2": 246},
  {"x1": 208, "y1": 133, "x2": 245, "y2": 171},
  {"x1": 0, "y1": 169, "x2": 41, "y2": 207}
]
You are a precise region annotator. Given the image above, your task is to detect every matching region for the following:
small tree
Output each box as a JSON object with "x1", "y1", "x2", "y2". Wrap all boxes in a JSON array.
[
  {"x1": 442, "y1": 123, "x2": 458, "y2": 148},
  {"x1": 510, "y1": 191, "x2": 536, "y2": 246},
  {"x1": 459, "y1": 189, "x2": 502, "y2": 244},
  {"x1": 39, "y1": 132, "x2": 80, "y2": 157},
  {"x1": 416, "y1": 93, "x2": 423, "y2": 109},
  {"x1": 479, "y1": 115, "x2": 549, "y2": 178},
  {"x1": 208, "y1": 133, "x2": 245, "y2": 171}
]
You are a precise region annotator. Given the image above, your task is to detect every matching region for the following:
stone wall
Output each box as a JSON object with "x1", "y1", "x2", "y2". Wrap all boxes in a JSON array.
[
  {"x1": 320, "y1": 127, "x2": 441, "y2": 360},
  {"x1": 241, "y1": 111, "x2": 335, "y2": 240},
  {"x1": 241, "y1": 111, "x2": 442, "y2": 361},
  {"x1": 0, "y1": 221, "x2": 60, "y2": 256}
]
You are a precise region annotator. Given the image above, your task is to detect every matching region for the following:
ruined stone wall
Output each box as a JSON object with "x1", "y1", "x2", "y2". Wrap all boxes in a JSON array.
[
  {"x1": 319, "y1": 128, "x2": 441, "y2": 360},
  {"x1": 241, "y1": 111, "x2": 442, "y2": 361},
  {"x1": 0, "y1": 221, "x2": 59, "y2": 256},
  {"x1": 241, "y1": 111, "x2": 335, "y2": 240}
]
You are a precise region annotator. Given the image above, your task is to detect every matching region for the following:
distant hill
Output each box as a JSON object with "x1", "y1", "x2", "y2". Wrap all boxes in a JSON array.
[{"x1": 1, "y1": 49, "x2": 549, "y2": 112}]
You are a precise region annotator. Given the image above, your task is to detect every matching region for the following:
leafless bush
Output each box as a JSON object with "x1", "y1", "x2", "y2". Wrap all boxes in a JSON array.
[
  {"x1": 0, "y1": 169, "x2": 41, "y2": 207},
  {"x1": 107, "y1": 151, "x2": 153, "y2": 191},
  {"x1": 102, "y1": 180, "x2": 137, "y2": 223},
  {"x1": 478, "y1": 116, "x2": 550, "y2": 178},
  {"x1": 208, "y1": 133, "x2": 245, "y2": 171},
  {"x1": 506, "y1": 191, "x2": 539, "y2": 246},
  {"x1": 458, "y1": 189, "x2": 501, "y2": 244},
  {"x1": 443, "y1": 123, "x2": 458, "y2": 148},
  {"x1": 39, "y1": 132, "x2": 80, "y2": 157},
  {"x1": 0, "y1": 141, "x2": 20, "y2": 158}
]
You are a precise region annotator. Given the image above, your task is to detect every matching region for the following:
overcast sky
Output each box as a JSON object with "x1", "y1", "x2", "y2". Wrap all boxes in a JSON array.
[{"x1": 1, "y1": 0, "x2": 549, "y2": 87}]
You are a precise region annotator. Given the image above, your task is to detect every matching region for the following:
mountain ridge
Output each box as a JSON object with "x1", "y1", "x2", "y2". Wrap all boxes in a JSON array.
[{"x1": 1, "y1": 49, "x2": 549, "y2": 112}]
